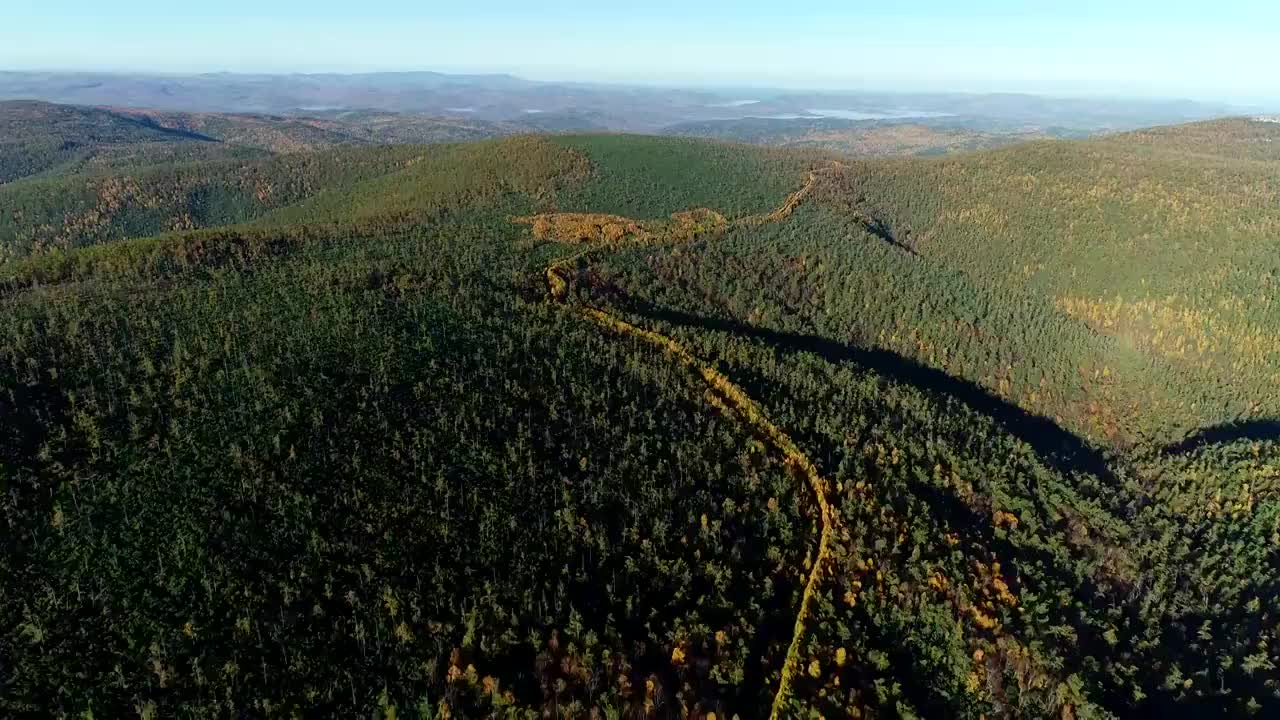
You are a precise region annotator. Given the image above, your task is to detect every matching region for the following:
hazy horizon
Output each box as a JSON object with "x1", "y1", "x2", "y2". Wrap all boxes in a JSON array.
[
  {"x1": 4, "y1": 1, "x2": 1278, "y2": 106},
  {"x1": 0, "y1": 68, "x2": 1268, "y2": 113}
]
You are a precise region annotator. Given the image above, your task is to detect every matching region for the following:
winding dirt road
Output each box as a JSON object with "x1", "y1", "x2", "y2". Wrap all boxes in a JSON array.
[{"x1": 532, "y1": 164, "x2": 841, "y2": 719}]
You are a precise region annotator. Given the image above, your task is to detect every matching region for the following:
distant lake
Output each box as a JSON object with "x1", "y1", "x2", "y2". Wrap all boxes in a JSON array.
[
  {"x1": 805, "y1": 108, "x2": 956, "y2": 120},
  {"x1": 746, "y1": 108, "x2": 956, "y2": 121}
]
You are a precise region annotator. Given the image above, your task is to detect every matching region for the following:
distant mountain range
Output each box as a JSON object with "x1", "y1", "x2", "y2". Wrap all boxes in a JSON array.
[{"x1": 0, "y1": 70, "x2": 1251, "y2": 133}]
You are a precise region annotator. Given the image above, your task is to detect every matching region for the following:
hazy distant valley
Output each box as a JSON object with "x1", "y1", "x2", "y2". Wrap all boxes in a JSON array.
[
  {"x1": 0, "y1": 69, "x2": 1251, "y2": 181},
  {"x1": 0, "y1": 69, "x2": 1244, "y2": 133}
]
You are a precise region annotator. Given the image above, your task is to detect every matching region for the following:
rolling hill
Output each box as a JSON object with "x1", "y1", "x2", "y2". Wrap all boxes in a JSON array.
[
  {"x1": 659, "y1": 117, "x2": 1063, "y2": 157},
  {"x1": 110, "y1": 107, "x2": 517, "y2": 152},
  {"x1": 2, "y1": 117, "x2": 1278, "y2": 718},
  {"x1": 0, "y1": 100, "x2": 259, "y2": 184},
  {"x1": 0, "y1": 100, "x2": 523, "y2": 188}
]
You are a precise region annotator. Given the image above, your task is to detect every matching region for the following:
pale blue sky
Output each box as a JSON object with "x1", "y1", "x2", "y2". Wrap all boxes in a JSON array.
[{"x1": 4, "y1": 1, "x2": 1277, "y2": 103}]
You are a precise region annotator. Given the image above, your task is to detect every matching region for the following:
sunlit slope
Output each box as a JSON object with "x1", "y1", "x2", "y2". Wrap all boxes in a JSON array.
[
  {"x1": 1118, "y1": 117, "x2": 1280, "y2": 162},
  {"x1": 0, "y1": 145, "x2": 417, "y2": 259},
  {"x1": 254, "y1": 136, "x2": 592, "y2": 227},
  {"x1": 0, "y1": 100, "x2": 237, "y2": 183},
  {"x1": 549, "y1": 135, "x2": 824, "y2": 218},
  {"x1": 0, "y1": 101, "x2": 515, "y2": 183},
  {"x1": 113, "y1": 106, "x2": 512, "y2": 152},
  {"x1": 0, "y1": 137, "x2": 591, "y2": 261},
  {"x1": 802, "y1": 119, "x2": 1280, "y2": 441}
]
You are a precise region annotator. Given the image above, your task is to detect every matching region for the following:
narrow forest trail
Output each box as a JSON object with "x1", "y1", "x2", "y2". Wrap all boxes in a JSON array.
[{"x1": 531, "y1": 164, "x2": 842, "y2": 719}]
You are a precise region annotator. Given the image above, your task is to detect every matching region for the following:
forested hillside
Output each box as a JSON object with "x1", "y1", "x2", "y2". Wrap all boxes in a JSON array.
[
  {"x1": 0, "y1": 101, "x2": 515, "y2": 187},
  {"x1": 0, "y1": 101, "x2": 262, "y2": 184},
  {"x1": 112, "y1": 107, "x2": 515, "y2": 152},
  {"x1": 817, "y1": 118, "x2": 1280, "y2": 443},
  {"x1": 3, "y1": 122, "x2": 1278, "y2": 718},
  {"x1": 0, "y1": 145, "x2": 430, "y2": 260}
]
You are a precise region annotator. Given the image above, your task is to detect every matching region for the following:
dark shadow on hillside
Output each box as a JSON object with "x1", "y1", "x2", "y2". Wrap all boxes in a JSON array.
[
  {"x1": 860, "y1": 215, "x2": 917, "y2": 256},
  {"x1": 120, "y1": 113, "x2": 222, "y2": 143},
  {"x1": 1162, "y1": 419, "x2": 1280, "y2": 455},
  {"x1": 613, "y1": 300, "x2": 1280, "y2": 715},
  {"x1": 621, "y1": 299, "x2": 1116, "y2": 484}
]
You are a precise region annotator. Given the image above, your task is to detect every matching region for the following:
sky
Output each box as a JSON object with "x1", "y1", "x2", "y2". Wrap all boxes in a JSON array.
[{"x1": 3, "y1": 1, "x2": 1278, "y2": 104}]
